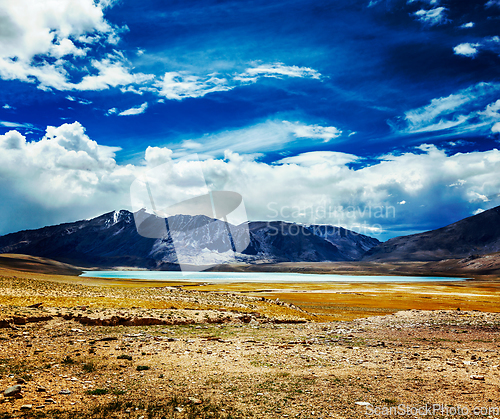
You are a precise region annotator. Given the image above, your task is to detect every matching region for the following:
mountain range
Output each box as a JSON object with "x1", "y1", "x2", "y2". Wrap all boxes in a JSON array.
[
  {"x1": 0, "y1": 205, "x2": 499, "y2": 269},
  {"x1": 0, "y1": 210, "x2": 380, "y2": 269}
]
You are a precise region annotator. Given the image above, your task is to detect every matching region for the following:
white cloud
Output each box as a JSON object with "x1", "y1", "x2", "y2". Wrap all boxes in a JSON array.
[
  {"x1": 453, "y1": 43, "x2": 480, "y2": 57},
  {"x1": 118, "y1": 102, "x2": 148, "y2": 116},
  {"x1": 181, "y1": 140, "x2": 203, "y2": 150},
  {"x1": 0, "y1": 0, "x2": 152, "y2": 92},
  {"x1": 1, "y1": 122, "x2": 500, "y2": 238},
  {"x1": 72, "y1": 58, "x2": 153, "y2": 92},
  {"x1": 393, "y1": 82, "x2": 500, "y2": 135},
  {"x1": 413, "y1": 7, "x2": 449, "y2": 26},
  {"x1": 144, "y1": 146, "x2": 173, "y2": 167},
  {"x1": 155, "y1": 63, "x2": 322, "y2": 100},
  {"x1": 0, "y1": 121, "x2": 34, "y2": 129},
  {"x1": 156, "y1": 72, "x2": 232, "y2": 100},
  {"x1": 2, "y1": 104, "x2": 13, "y2": 109},
  {"x1": 279, "y1": 151, "x2": 358, "y2": 167},
  {"x1": 106, "y1": 108, "x2": 117, "y2": 116},
  {"x1": 284, "y1": 121, "x2": 342, "y2": 142},
  {"x1": 460, "y1": 22, "x2": 475, "y2": 28},
  {"x1": 407, "y1": 0, "x2": 440, "y2": 4},
  {"x1": 66, "y1": 95, "x2": 91, "y2": 105},
  {"x1": 492, "y1": 122, "x2": 500, "y2": 133},
  {"x1": 235, "y1": 63, "x2": 321, "y2": 82},
  {"x1": 168, "y1": 120, "x2": 343, "y2": 157}
]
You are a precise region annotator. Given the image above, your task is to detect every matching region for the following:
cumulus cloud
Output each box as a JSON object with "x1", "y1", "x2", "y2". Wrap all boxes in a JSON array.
[
  {"x1": 413, "y1": 7, "x2": 449, "y2": 26},
  {"x1": 460, "y1": 22, "x2": 475, "y2": 28},
  {"x1": 1, "y1": 122, "x2": 500, "y2": 238},
  {"x1": 0, "y1": 0, "x2": 152, "y2": 92},
  {"x1": 453, "y1": 43, "x2": 480, "y2": 57},
  {"x1": 155, "y1": 63, "x2": 322, "y2": 100},
  {"x1": 144, "y1": 146, "x2": 173, "y2": 167},
  {"x1": 391, "y1": 82, "x2": 500, "y2": 135},
  {"x1": 0, "y1": 122, "x2": 133, "y2": 233},
  {"x1": 118, "y1": 102, "x2": 148, "y2": 116}
]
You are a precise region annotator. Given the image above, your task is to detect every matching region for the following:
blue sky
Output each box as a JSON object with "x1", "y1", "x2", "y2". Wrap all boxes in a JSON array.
[{"x1": 1, "y1": 0, "x2": 500, "y2": 240}]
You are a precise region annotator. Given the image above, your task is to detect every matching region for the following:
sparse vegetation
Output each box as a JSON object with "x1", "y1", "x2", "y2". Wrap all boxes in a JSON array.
[
  {"x1": 62, "y1": 355, "x2": 75, "y2": 365},
  {"x1": 1, "y1": 258, "x2": 500, "y2": 418},
  {"x1": 82, "y1": 362, "x2": 97, "y2": 373},
  {"x1": 85, "y1": 388, "x2": 109, "y2": 395}
]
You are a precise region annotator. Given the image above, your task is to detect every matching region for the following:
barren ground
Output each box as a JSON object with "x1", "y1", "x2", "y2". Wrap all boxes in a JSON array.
[{"x1": 1, "y1": 256, "x2": 500, "y2": 418}]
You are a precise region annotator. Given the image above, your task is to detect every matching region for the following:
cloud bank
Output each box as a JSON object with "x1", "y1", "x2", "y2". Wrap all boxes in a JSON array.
[{"x1": 1, "y1": 122, "x2": 500, "y2": 239}]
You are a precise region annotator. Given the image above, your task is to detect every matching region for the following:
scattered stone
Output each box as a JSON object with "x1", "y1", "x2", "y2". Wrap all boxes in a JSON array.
[
  {"x1": 45, "y1": 398, "x2": 56, "y2": 404},
  {"x1": 36, "y1": 387, "x2": 47, "y2": 392},
  {"x1": 20, "y1": 404, "x2": 32, "y2": 410},
  {"x1": 175, "y1": 407, "x2": 184, "y2": 412},
  {"x1": 188, "y1": 397, "x2": 202, "y2": 404},
  {"x1": 99, "y1": 336, "x2": 118, "y2": 342},
  {"x1": 59, "y1": 389, "x2": 71, "y2": 395},
  {"x1": 16, "y1": 377, "x2": 26, "y2": 384},
  {"x1": 4, "y1": 385, "x2": 22, "y2": 397},
  {"x1": 470, "y1": 375, "x2": 485, "y2": 380},
  {"x1": 12, "y1": 316, "x2": 26, "y2": 325},
  {"x1": 355, "y1": 402, "x2": 372, "y2": 406}
]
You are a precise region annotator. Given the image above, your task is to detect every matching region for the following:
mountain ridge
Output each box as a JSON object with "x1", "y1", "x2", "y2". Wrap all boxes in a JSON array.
[
  {"x1": 0, "y1": 210, "x2": 380, "y2": 269},
  {"x1": 363, "y1": 205, "x2": 500, "y2": 261}
]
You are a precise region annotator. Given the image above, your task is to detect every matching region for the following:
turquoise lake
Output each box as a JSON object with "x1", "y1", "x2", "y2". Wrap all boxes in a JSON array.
[{"x1": 80, "y1": 271, "x2": 467, "y2": 283}]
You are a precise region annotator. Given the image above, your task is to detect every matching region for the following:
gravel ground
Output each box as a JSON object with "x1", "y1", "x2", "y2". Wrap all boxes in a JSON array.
[
  {"x1": 1, "y1": 308, "x2": 500, "y2": 418},
  {"x1": 1, "y1": 269, "x2": 500, "y2": 418}
]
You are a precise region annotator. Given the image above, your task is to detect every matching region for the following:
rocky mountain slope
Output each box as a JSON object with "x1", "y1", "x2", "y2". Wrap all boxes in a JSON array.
[
  {"x1": 364, "y1": 205, "x2": 500, "y2": 261},
  {"x1": 0, "y1": 210, "x2": 380, "y2": 268}
]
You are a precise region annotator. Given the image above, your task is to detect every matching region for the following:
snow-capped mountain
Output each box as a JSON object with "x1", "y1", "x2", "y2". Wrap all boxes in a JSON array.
[{"x1": 0, "y1": 210, "x2": 381, "y2": 269}]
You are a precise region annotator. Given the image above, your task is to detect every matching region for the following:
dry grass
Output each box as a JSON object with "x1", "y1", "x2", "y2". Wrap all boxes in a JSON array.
[{"x1": 2, "y1": 256, "x2": 500, "y2": 417}]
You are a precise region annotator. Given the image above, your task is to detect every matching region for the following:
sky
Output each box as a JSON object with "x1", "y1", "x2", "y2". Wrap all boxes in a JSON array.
[{"x1": 1, "y1": 0, "x2": 500, "y2": 240}]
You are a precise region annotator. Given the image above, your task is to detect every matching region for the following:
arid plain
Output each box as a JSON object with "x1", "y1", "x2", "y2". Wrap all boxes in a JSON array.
[{"x1": 1, "y1": 254, "x2": 500, "y2": 418}]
